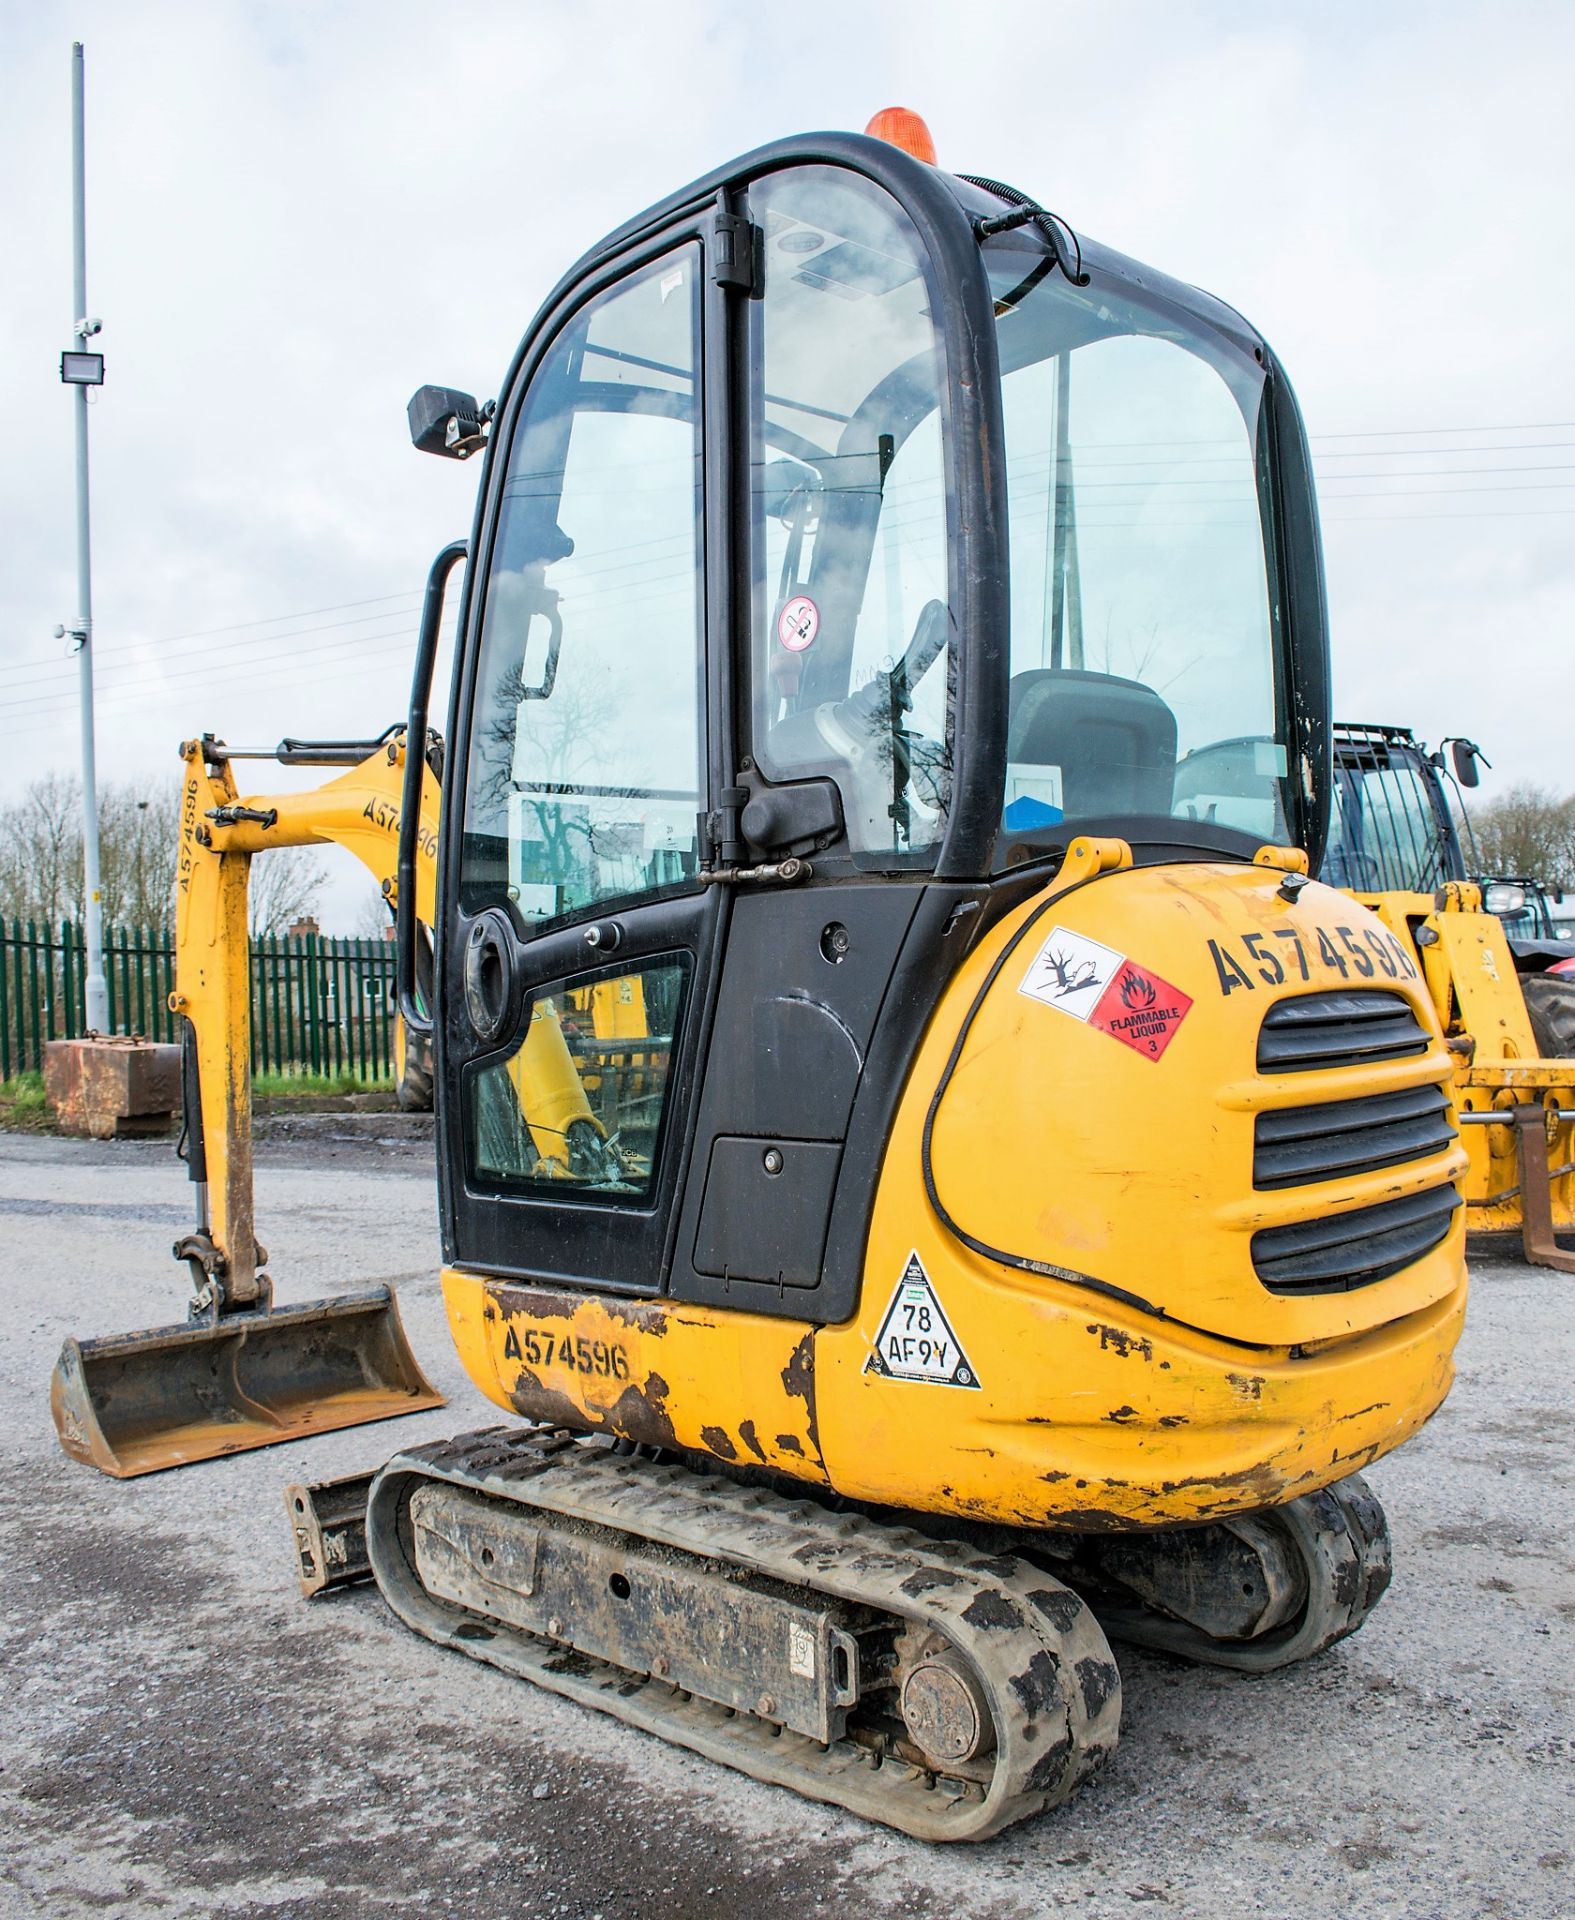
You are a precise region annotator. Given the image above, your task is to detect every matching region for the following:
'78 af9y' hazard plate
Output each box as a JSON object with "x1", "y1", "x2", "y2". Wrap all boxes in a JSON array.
[
  {"x1": 1018, "y1": 925, "x2": 1193, "y2": 1063},
  {"x1": 865, "y1": 1253, "x2": 980, "y2": 1390}
]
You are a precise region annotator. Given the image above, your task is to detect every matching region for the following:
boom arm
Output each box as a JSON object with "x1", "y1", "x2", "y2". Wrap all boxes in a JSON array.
[{"x1": 170, "y1": 732, "x2": 440, "y2": 1311}]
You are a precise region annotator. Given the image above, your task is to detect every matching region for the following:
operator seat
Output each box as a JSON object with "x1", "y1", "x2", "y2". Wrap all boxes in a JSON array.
[{"x1": 1006, "y1": 668, "x2": 1179, "y2": 820}]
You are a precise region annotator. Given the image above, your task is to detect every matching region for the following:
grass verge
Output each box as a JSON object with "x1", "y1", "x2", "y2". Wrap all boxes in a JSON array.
[
  {"x1": 0, "y1": 1073, "x2": 52, "y2": 1134},
  {"x1": 0, "y1": 1067, "x2": 395, "y2": 1133},
  {"x1": 253, "y1": 1070, "x2": 391, "y2": 1098}
]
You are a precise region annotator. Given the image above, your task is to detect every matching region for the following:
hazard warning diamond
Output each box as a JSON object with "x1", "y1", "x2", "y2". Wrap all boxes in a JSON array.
[
  {"x1": 865, "y1": 1252, "x2": 980, "y2": 1390},
  {"x1": 1088, "y1": 960, "x2": 1193, "y2": 1062},
  {"x1": 1018, "y1": 925, "x2": 1123, "y2": 1021}
]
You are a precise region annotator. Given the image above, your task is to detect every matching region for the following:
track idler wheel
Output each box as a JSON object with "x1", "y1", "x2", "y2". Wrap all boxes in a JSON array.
[
  {"x1": 1066, "y1": 1473, "x2": 1392, "y2": 1672},
  {"x1": 895, "y1": 1628, "x2": 997, "y2": 1770}
]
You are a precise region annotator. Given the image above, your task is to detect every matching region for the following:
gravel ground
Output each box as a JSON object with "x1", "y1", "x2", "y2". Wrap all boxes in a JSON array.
[{"x1": 0, "y1": 1128, "x2": 1570, "y2": 1919}]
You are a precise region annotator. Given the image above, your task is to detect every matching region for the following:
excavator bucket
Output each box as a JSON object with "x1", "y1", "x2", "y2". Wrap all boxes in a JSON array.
[{"x1": 50, "y1": 1285, "x2": 444, "y2": 1479}]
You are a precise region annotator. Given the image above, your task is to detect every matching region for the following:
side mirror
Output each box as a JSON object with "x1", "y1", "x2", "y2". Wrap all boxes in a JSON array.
[
  {"x1": 408, "y1": 385, "x2": 491, "y2": 460},
  {"x1": 1451, "y1": 738, "x2": 1483, "y2": 788}
]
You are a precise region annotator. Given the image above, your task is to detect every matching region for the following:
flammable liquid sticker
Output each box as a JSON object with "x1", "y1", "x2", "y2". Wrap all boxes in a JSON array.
[
  {"x1": 864, "y1": 1251, "x2": 981, "y2": 1389},
  {"x1": 1087, "y1": 960, "x2": 1193, "y2": 1062}
]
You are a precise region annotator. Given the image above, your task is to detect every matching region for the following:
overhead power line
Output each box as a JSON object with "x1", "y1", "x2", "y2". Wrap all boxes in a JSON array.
[
  {"x1": 1313, "y1": 440, "x2": 1575, "y2": 459},
  {"x1": 0, "y1": 613, "x2": 457, "y2": 725},
  {"x1": 1324, "y1": 506, "x2": 1575, "y2": 523},
  {"x1": 6, "y1": 410, "x2": 1571, "y2": 701},
  {"x1": 4, "y1": 599, "x2": 428, "y2": 693},
  {"x1": 1309, "y1": 419, "x2": 1575, "y2": 440},
  {"x1": 145, "y1": 588, "x2": 424, "y2": 644}
]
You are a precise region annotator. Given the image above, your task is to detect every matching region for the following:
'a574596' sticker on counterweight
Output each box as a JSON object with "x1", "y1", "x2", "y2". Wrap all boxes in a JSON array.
[{"x1": 1205, "y1": 922, "x2": 1417, "y2": 993}]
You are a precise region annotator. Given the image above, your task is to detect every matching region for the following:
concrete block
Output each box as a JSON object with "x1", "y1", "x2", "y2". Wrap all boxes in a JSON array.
[{"x1": 43, "y1": 1036, "x2": 181, "y2": 1140}]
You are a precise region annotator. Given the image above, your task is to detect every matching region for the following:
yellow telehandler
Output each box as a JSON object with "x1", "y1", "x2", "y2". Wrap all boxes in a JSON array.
[
  {"x1": 1324, "y1": 722, "x2": 1574, "y2": 1269},
  {"x1": 60, "y1": 110, "x2": 1471, "y2": 1840}
]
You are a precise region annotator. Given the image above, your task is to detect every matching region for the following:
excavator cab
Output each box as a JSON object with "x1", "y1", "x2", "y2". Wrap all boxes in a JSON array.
[
  {"x1": 1324, "y1": 723, "x2": 1466, "y2": 896},
  {"x1": 365, "y1": 128, "x2": 1467, "y2": 1837},
  {"x1": 422, "y1": 139, "x2": 1333, "y2": 1306}
]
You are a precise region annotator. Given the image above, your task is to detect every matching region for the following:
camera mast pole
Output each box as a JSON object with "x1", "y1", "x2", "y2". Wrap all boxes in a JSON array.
[{"x1": 61, "y1": 40, "x2": 110, "y2": 1035}]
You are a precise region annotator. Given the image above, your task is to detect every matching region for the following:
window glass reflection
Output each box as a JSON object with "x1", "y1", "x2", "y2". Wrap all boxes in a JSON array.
[
  {"x1": 988, "y1": 237, "x2": 1288, "y2": 849},
  {"x1": 463, "y1": 248, "x2": 704, "y2": 922},
  {"x1": 748, "y1": 168, "x2": 954, "y2": 867},
  {"x1": 470, "y1": 958, "x2": 689, "y2": 1198}
]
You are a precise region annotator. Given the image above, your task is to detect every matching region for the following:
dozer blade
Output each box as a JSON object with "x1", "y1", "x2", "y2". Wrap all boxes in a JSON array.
[
  {"x1": 50, "y1": 1286, "x2": 444, "y2": 1478},
  {"x1": 284, "y1": 1468, "x2": 377, "y2": 1596}
]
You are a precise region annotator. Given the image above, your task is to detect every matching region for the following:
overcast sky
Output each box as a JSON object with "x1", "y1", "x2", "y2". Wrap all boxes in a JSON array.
[{"x1": 3, "y1": 0, "x2": 1571, "y2": 927}]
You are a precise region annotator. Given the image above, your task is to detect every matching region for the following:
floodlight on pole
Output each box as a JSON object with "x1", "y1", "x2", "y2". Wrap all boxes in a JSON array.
[{"x1": 64, "y1": 41, "x2": 109, "y2": 1036}]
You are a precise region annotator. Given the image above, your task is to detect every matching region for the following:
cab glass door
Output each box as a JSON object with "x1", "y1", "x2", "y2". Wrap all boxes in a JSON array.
[{"x1": 448, "y1": 242, "x2": 713, "y2": 1288}]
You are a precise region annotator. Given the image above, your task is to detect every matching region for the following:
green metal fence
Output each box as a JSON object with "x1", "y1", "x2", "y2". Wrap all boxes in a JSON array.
[{"x1": 0, "y1": 918, "x2": 398, "y2": 1082}]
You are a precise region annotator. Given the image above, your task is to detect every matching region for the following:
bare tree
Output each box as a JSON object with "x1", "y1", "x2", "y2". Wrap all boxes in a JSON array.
[
  {"x1": 100, "y1": 787, "x2": 181, "y2": 927},
  {"x1": 248, "y1": 847, "x2": 331, "y2": 937},
  {"x1": 0, "y1": 774, "x2": 78, "y2": 927},
  {"x1": 353, "y1": 886, "x2": 396, "y2": 940},
  {"x1": 0, "y1": 775, "x2": 334, "y2": 934},
  {"x1": 1466, "y1": 784, "x2": 1575, "y2": 888},
  {"x1": 0, "y1": 777, "x2": 180, "y2": 929}
]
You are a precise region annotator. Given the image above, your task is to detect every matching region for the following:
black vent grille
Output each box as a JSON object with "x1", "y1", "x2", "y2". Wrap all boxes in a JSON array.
[
  {"x1": 1252, "y1": 1185, "x2": 1460, "y2": 1294},
  {"x1": 1257, "y1": 990, "x2": 1429, "y2": 1074},
  {"x1": 1254, "y1": 1084, "x2": 1455, "y2": 1190}
]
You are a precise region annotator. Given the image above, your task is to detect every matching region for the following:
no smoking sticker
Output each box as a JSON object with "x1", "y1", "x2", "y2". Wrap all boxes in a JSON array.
[
  {"x1": 1019, "y1": 925, "x2": 1191, "y2": 1062},
  {"x1": 865, "y1": 1252, "x2": 980, "y2": 1390},
  {"x1": 777, "y1": 595, "x2": 819, "y2": 652}
]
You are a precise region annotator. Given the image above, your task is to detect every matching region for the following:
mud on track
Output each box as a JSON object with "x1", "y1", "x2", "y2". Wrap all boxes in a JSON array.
[{"x1": 0, "y1": 1131, "x2": 1570, "y2": 1919}]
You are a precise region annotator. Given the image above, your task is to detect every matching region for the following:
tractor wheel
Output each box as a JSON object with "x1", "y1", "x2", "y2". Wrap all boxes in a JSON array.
[
  {"x1": 395, "y1": 1017, "x2": 434, "y2": 1112},
  {"x1": 1522, "y1": 972, "x2": 1575, "y2": 1061}
]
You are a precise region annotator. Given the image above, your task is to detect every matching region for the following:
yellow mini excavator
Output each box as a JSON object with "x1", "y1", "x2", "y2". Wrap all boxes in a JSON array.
[
  {"x1": 67, "y1": 111, "x2": 1472, "y2": 1839},
  {"x1": 1324, "y1": 722, "x2": 1575, "y2": 1269}
]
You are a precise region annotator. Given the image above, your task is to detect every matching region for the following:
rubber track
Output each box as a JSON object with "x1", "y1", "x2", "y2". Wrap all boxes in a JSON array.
[
  {"x1": 1091, "y1": 1473, "x2": 1392, "y2": 1672},
  {"x1": 366, "y1": 1427, "x2": 1121, "y2": 1842}
]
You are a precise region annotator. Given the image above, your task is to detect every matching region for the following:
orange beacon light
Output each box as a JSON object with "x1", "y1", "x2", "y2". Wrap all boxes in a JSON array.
[{"x1": 864, "y1": 106, "x2": 938, "y2": 165}]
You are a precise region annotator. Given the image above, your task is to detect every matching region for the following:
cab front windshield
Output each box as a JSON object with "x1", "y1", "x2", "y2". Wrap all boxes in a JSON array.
[{"x1": 985, "y1": 233, "x2": 1292, "y2": 854}]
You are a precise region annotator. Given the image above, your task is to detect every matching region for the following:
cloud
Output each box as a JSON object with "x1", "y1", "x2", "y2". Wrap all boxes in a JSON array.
[{"x1": 1, "y1": 1, "x2": 1570, "y2": 925}]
